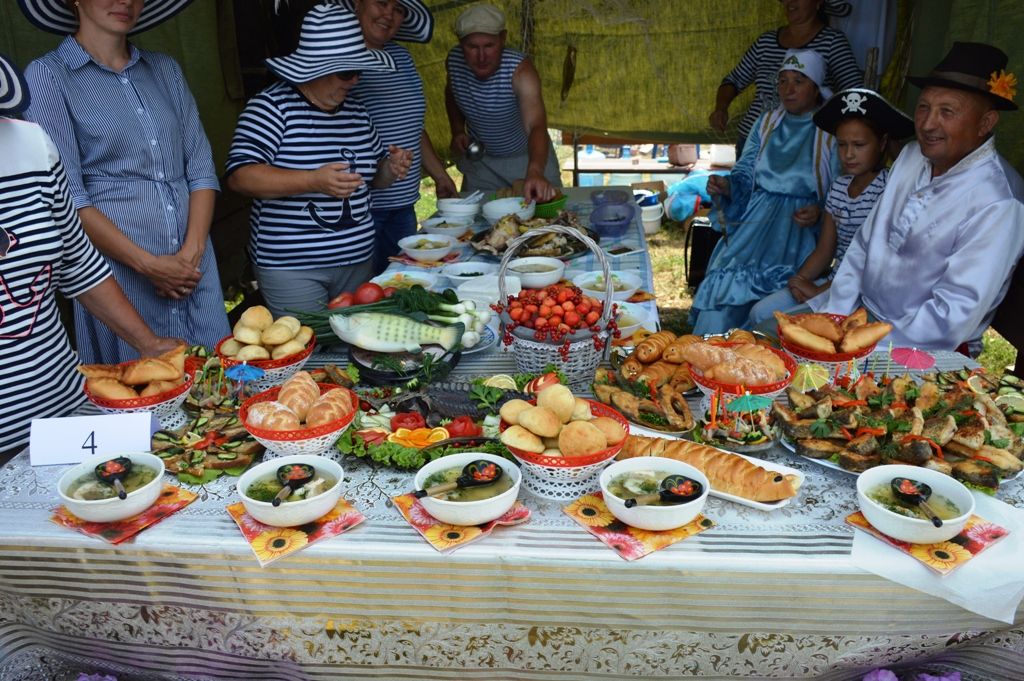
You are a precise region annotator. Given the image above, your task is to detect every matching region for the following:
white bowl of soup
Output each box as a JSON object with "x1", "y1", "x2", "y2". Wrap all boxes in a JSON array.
[
  {"x1": 573, "y1": 270, "x2": 642, "y2": 302},
  {"x1": 58, "y1": 451, "x2": 165, "y2": 523},
  {"x1": 600, "y1": 456, "x2": 710, "y2": 531},
  {"x1": 613, "y1": 302, "x2": 652, "y2": 338},
  {"x1": 398, "y1": 234, "x2": 458, "y2": 263},
  {"x1": 421, "y1": 216, "x2": 475, "y2": 239},
  {"x1": 441, "y1": 261, "x2": 499, "y2": 286},
  {"x1": 414, "y1": 452, "x2": 520, "y2": 526},
  {"x1": 482, "y1": 197, "x2": 536, "y2": 226},
  {"x1": 238, "y1": 455, "x2": 344, "y2": 527},
  {"x1": 506, "y1": 256, "x2": 565, "y2": 288},
  {"x1": 857, "y1": 464, "x2": 975, "y2": 544}
]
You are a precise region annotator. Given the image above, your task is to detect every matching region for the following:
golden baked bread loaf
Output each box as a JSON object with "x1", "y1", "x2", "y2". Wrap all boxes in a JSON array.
[
  {"x1": 662, "y1": 335, "x2": 701, "y2": 363},
  {"x1": 87, "y1": 377, "x2": 139, "y2": 400},
  {"x1": 678, "y1": 342, "x2": 737, "y2": 371},
  {"x1": 726, "y1": 329, "x2": 756, "y2": 344},
  {"x1": 795, "y1": 314, "x2": 843, "y2": 342},
  {"x1": 77, "y1": 364, "x2": 123, "y2": 381},
  {"x1": 500, "y1": 425, "x2": 544, "y2": 453},
  {"x1": 840, "y1": 321, "x2": 892, "y2": 353},
  {"x1": 247, "y1": 401, "x2": 300, "y2": 431},
  {"x1": 121, "y1": 358, "x2": 180, "y2": 385},
  {"x1": 732, "y1": 344, "x2": 788, "y2": 379},
  {"x1": 277, "y1": 371, "x2": 320, "y2": 421},
  {"x1": 634, "y1": 331, "x2": 677, "y2": 363},
  {"x1": 558, "y1": 420, "x2": 607, "y2": 457},
  {"x1": 775, "y1": 311, "x2": 836, "y2": 354},
  {"x1": 618, "y1": 435, "x2": 801, "y2": 501},
  {"x1": 306, "y1": 388, "x2": 354, "y2": 427},
  {"x1": 637, "y1": 360, "x2": 676, "y2": 387},
  {"x1": 619, "y1": 356, "x2": 644, "y2": 380}
]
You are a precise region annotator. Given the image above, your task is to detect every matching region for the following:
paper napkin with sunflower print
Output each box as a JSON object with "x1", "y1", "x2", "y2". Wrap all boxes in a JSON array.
[
  {"x1": 563, "y1": 492, "x2": 714, "y2": 561},
  {"x1": 226, "y1": 498, "x2": 365, "y2": 567},
  {"x1": 51, "y1": 484, "x2": 198, "y2": 544},
  {"x1": 391, "y1": 493, "x2": 531, "y2": 552},
  {"x1": 846, "y1": 511, "x2": 1009, "y2": 576}
]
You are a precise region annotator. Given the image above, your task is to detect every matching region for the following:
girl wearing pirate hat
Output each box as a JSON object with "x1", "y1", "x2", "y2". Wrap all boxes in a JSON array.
[{"x1": 750, "y1": 88, "x2": 914, "y2": 324}]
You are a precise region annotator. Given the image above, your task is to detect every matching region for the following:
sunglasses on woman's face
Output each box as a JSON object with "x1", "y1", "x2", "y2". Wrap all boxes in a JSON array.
[{"x1": 337, "y1": 71, "x2": 361, "y2": 81}]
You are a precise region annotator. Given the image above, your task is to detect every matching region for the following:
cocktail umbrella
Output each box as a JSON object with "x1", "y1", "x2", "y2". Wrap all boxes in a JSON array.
[
  {"x1": 725, "y1": 393, "x2": 774, "y2": 428},
  {"x1": 792, "y1": 363, "x2": 830, "y2": 392},
  {"x1": 891, "y1": 347, "x2": 935, "y2": 371},
  {"x1": 225, "y1": 363, "x2": 266, "y2": 397}
]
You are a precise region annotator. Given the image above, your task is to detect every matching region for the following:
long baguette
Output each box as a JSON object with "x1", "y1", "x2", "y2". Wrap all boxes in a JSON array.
[{"x1": 617, "y1": 435, "x2": 801, "y2": 502}]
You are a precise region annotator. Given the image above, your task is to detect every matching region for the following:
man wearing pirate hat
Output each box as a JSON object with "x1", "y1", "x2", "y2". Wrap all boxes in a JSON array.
[{"x1": 811, "y1": 42, "x2": 1024, "y2": 354}]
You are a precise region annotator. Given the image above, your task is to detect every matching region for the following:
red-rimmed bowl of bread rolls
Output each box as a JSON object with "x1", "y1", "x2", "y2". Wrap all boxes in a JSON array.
[
  {"x1": 80, "y1": 344, "x2": 194, "y2": 427},
  {"x1": 682, "y1": 340, "x2": 796, "y2": 398},
  {"x1": 216, "y1": 305, "x2": 317, "y2": 391},
  {"x1": 239, "y1": 371, "x2": 357, "y2": 457},
  {"x1": 497, "y1": 383, "x2": 630, "y2": 500},
  {"x1": 775, "y1": 309, "x2": 892, "y2": 363}
]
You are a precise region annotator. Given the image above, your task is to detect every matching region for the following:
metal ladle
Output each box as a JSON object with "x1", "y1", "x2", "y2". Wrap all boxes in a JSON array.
[
  {"x1": 272, "y1": 463, "x2": 316, "y2": 507},
  {"x1": 624, "y1": 474, "x2": 704, "y2": 508},
  {"x1": 414, "y1": 459, "x2": 503, "y2": 498},
  {"x1": 891, "y1": 477, "x2": 943, "y2": 528},
  {"x1": 95, "y1": 457, "x2": 133, "y2": 500}
]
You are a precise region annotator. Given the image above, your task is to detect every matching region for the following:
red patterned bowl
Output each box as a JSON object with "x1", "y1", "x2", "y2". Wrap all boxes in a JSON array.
[{"x1": 239, "y1": 383, "x2": 356, "y2": 457}]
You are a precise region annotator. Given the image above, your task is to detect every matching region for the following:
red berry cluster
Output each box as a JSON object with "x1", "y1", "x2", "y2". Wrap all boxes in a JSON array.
[{"x1": 492, "y1": 285, "x2": 619, "y2": 361}]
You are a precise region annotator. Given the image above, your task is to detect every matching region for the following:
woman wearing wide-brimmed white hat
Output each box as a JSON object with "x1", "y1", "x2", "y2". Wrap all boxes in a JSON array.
[
  {"x1": 0, "y1": 52, "x2": 180, "y2": 459},
  {"x1": 225, "y1": 3, "x2": 413, "y2": 317},
  {"x1": 20, "y1": 0, "x2": 230, "y2": 365},
  {"x1": 335, "y1": 0, "x2": 459, "y2": 275}
]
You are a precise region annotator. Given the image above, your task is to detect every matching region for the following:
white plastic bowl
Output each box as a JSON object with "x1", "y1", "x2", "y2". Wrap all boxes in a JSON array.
[
  {"x1": 600, "y1": 456, "x2": 710, "y2": 531},
  {"x1": 506, "y1": 256, "x2": 565, "y2": 289},
  {"x1": 856, "y1": 464, "x2": 975, "y2": 544},
  {"x1": 614, "y1": 302, "x2": 652, "y2": 337},
  {"x1": 421, "y1": 216, "x2": 474, "y2": 239},
  {"x1": 370, "y1": 270, "x2": 439, "y2": 291},
  {"x1": 238, "y1": 454, "x2": 344, "y2": 527},
  {"x1": 414, "y1": 452, "x2": 521, "y2": 525},
  {"x1": 482, "y1": 197, "x2": 536, "y2": 226},
  {"x1": 58, "y1": 452, "x2": 166, "y2": 523},
  {"x1": 441, "y1": 261, "x2": 499, "y2": 286},
  {"x1": 573, "y1": 270, "x2": 643, "y2": 301},
  {"x1": 398, "y1": 234, "x2": 458, "y2": 263},
  {"x1": 457, "y1": 274, "x2": 521, "y2": 307},
  {"x1": 437, "y1": 198, "x2": 482, "y2": 220}
]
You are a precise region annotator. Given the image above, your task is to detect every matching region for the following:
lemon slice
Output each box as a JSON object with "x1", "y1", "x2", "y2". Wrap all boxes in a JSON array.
[
  {"x1": 966, "y1": 374, "x2": 991, "y2": 395},
  {"x1": 484, "y1": 374, "x2": 517, "y2": 390},
  {"x1": 792, "y1": 364, "x2": 830, "y2": 392},
  {"x1": 994, "y1": 393, "x2": 1024, "y2": 414}
]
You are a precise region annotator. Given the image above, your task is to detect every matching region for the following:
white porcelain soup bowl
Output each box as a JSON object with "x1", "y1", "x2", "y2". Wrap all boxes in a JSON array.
[
  {"x1": 506, "y1": 256, "x2": 565, "y2": 289},
  {"x1": 437, "y1": 198, "x2": 482, "y2": 220},
  {"x1": 856, "y1": 464, "x2": 975, "y2": 544},
  {"x1": 441, "y1": 261, "x2": 499, "y2": 286},
  {"x1": 58, "y1": 451, "x2": 166, "y2": 523},
  {"x1": 414, "y1": 452, "x2": 521, "y2": 526},
  {"x1": 238, "y1": 454, "x2": 344, "y2": 527},
  {"x1": 613, "y1": 302, "x2": 652, "y2": 337},
  {"x1": 482, "y1": 197, "x2": 536, "y2": 226},
  {"x1": 573, "y1": 270, "x2": 643, "y2": 302},
  {"x1": 398, "y1": 234, "x2": 458, "y2": 263},
  {"x1": 421, "y1": 216, "x2": 474, "y2": 239},
  {"x1": 600, "y1": 456, "x2": 710, "y2": 531}
]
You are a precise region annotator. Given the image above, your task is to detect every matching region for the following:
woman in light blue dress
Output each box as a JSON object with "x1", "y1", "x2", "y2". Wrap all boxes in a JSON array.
[{"x1": 691, "y1": 49, "x2": 839, "y2": 335}]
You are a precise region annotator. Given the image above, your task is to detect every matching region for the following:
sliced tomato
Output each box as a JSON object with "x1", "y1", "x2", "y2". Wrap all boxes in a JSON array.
[
  {"x1": 390, "y1": 411, "x2": 426, "y2": 432},
  {"x1": 382, "y1": 286, "x2": 398, "y2": 298},
  {"x1": 445, "y1": 415, "x2": 481, "y2": 438},
  {"x1": 354, "y1": 282, "x2": 385, "y2": 305},
  {"x1": 327, "y1": 292, "x2": 355, "y2": 309}
]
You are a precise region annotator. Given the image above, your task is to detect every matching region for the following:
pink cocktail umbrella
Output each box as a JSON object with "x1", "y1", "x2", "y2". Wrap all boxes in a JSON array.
[{"x1": 890, "y1": 347, "x2": 935, "y2": 371}]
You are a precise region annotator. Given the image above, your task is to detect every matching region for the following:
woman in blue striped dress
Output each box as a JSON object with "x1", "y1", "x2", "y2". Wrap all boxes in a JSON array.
[
  {"x1": 341, "y1": 0, "x2": 459, "y2": 274},
  {"x1": 20, "y1": 0, "x2": 230, "y2": 363},
  {"x1": 226, "y1": 4, "x2": 412, "y2": 316}
]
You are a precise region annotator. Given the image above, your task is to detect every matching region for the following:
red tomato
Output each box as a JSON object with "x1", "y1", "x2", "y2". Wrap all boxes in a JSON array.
[
  {"x1": 327, "y1": 292, "x2": 355, "y2": 309},
  {"x1": 382, "y1": 286, "x2": 398, "y2": 298},
  {"x1": 446, "y1": 415, "x2": 481, "y2": 438},
  {"x1": 390, "y1": 411, "x2": 426, "y2": 432},
  {"x1": 354, "y1": 282, "x2": 385, "y2": 305}
]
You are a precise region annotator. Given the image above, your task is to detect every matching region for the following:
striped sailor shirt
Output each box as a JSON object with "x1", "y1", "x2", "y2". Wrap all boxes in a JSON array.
[
  {"x1": 226, "y1": 82, "x2": 384, "y2": 269},
  {"x1": 824, "y1": 168, "x2": 888, "y2": 277},
  {"x1": 24, "y1": 37, "x2": 229, "y2": 363},
  {"x1": 350, "y1": 42, "x2": 425, "y2": 210},
  {"x1": 0, "y1": 120, "x2": 111, "y2": 451},
  {"x1": 446, "y1": 47, "x2": 528, "y2": 158},
  {"x1": 723, "y1": 27, "x2": 862, "y2": 140}
]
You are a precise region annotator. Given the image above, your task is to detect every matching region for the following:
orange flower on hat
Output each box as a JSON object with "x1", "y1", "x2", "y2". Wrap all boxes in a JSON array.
[{"x1": 988, "y1": 70, "x2": 1017, "y2": 102}]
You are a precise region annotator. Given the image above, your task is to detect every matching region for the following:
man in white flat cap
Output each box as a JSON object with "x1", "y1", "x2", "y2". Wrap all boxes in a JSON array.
[{"x1": 444, "y1": 4, "x2": 560, "y2": 203}]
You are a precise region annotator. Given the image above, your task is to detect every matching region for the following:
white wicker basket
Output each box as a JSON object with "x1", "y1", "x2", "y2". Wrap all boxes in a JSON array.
[
  {"x1": 512, "y1": 454, "x2": 616, "y2": 500},
  {"x1": 85, "y1": 374, "x2": 193, "y2": 429},
  {"x1": 216, "y1": 335, "x2": 315, "y2": 392},
  {"x1": 497, "y1": 225, "x2": 614, "y2": 391}
]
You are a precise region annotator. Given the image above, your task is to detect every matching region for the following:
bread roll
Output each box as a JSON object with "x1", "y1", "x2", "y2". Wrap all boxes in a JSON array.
[
  {"x1": 306, "y1": 388, "x2": 354, "y2": 427},
  {"x1": 558, "y1": 420, "x2": 607, "y2": 457},
  {"x1": 727, "y1": 329, "x2": 756, "y2": 344},
  {"x1": 239, "y1": 305, "x2": 274, "y2": 331},
  {"x1": 634, "y1": 331, "x2": 677, "y2": 363},
  {"x1": 278, "y1": 371, "x2": 319, "y2": 421},
  {"x1": 518, "y1": 406, "x2": 562, "y2": 437},
  {"x1": 294, "y1": 325, "x2": 315, "y2": 347},
  {"x1": 662, "y1": 335, "x2": 701, "y2": 363},
  {"x1": 637, "y1": 360, "x2": 676, "y2": 387},
  {"x1": 542, "y1": 448, "x2": 563, "y2": 457},
  {"x1": 122, "y1": 358, "x2": 180, "y2": 385},
  {"x1": 571, "y1": 397, "x2": 593, "y2": 421},
  {"x1": 77, "y1": 364, "x2": 123, "y2": 381},
  {"x1": 840, "y1": 321, "x2": 892, "y2": 353},
  {"x1": 272, "y1": 339, "x2": 306, "y2": 360},
  {"x1": 500, "y1": 424, "x2": 544, "y2": 453},
  {"x1": 220, "y1": 338, "x2": 243, "y2": 357},
  {"x1": 140, "y1": 379, "x2": 182, "y2": 397},
  {"x1": 261, "y1": 321, "x2": 295, "y2": 346},
  {"x1": 499, "y1": 399, "x2": 532, "y2": 425},
  {"x1": 536, "y1": 384, "x2": 575, "y2": 423},
  {"x1": 157, "y1": 343, "x2": 187, "y2": 375},
  {"x1": 732, "y1": 344, "x2": 788, "y2": 379},
  {"x1": 542, "y1": 436, "x2": 561, "y2": 449},
  {"x1": 775, "y1": 312, "x2": 836, "y2": 354},
  {"x1": 619, "y1": 356, "x2": 644, "y2": 380},
  {"x1": 618, "y1": 435, "x2": 801, "y2": 501},
  {"x1": 590, "y1": 416, "x2": 626, "y2": 445},
  {"x1": 87, "y1": 377, "x2": 138, "y2": 400},
  {"x1": 841, "y1": 307, "x2": 868, "y2": 332},
  {"x1": 236, "y1": 344, "x2": 271, "y2": 361},
  {"x1": 668, "y1": 362, "x2": 695, "y2": 392},
  {"x1": 795, "y1": 314, "x2": 843, "y2": 343},
  {"x1": 247, "y1": 401, "x2": 300, "y2": 431},
  {"x1": 276, "y1": 316, "x2": 301, "y2": 336},
  {"x1": 233, "y1": 322, "x2": 262, "y2": 345}
]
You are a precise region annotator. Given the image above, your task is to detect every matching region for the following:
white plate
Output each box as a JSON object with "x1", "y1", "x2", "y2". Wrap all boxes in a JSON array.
[
  {"x1": 626, "y1": 426, "x2": 803, "y2": 510},
  {"x1": 461, "y1": 325, "x2": 497, "y2": 355},
  {"x1": 779, "y1": 437, "x2": 1024, "y2": 484}
]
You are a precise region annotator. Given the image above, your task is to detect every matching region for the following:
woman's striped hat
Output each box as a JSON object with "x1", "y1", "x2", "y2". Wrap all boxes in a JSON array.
[
  {"x1": 332, "y1": 0, "x2": 433, "y2": 43},
  {"x1": 0, "y1": 53, "x2": 29, "y2": 115},
  {"x1": 266, "y1": 3, "x2": 395, "y2": 85},
  {"x1": 17, "y1": 0, "x2": 194, "y2": 36}
]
